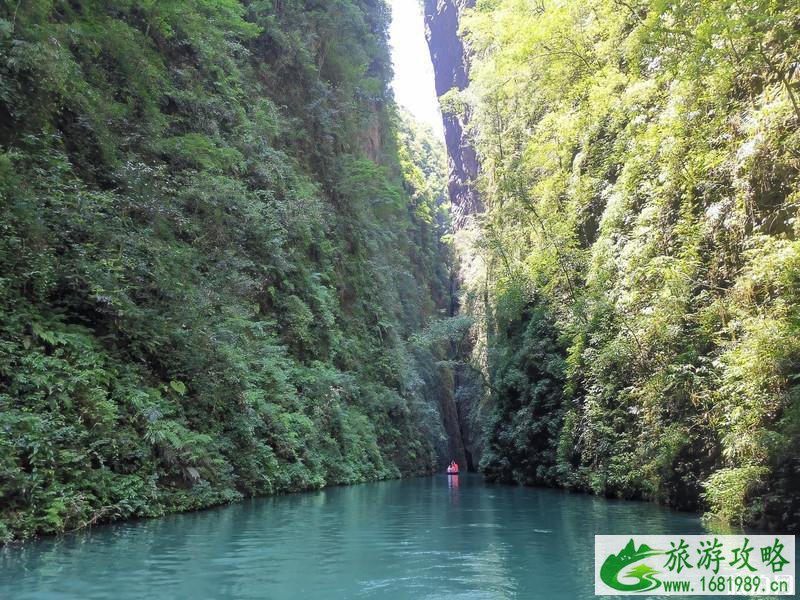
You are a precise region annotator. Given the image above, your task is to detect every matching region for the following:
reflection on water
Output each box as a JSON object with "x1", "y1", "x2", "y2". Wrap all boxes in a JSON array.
[
  {"x1": 0, "y1": 475, "x2": 728, "y2": 599},
  {"x1": 448, "y1": 473, "x2": 459, "y2": 503}
]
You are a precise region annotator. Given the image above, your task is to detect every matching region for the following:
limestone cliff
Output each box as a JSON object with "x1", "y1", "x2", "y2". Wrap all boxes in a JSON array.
[
  {"x1": 425, "y1": 0, "x2": 483, "y2": 471},
  {"x1": 424, "y1": 0, "x2": 481, "y2": 228}
]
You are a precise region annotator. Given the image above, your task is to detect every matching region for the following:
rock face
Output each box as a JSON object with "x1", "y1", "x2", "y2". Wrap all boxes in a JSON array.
[
  {"x1": 425, "y1": 0, "x2": 483, "y2": 471},
  {"x1": 424, "y1": 0, "x2": 481, "y2": 228},
  {"x1": 438, "y1": 365, "x2": 468, "y2": 469}
]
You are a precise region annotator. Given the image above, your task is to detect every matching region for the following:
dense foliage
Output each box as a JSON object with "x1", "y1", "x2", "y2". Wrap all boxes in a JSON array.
[
  {"x1": 0, "y1": 0, "x2": 453, "y2": 542},
  {"x1": 455, "y1": 0, "x2": 800, "y2": 529}
]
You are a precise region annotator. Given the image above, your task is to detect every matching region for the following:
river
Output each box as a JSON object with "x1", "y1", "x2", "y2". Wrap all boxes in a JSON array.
[{"x1": 0, "y1": 474, "x2": 740, "y2": 599}]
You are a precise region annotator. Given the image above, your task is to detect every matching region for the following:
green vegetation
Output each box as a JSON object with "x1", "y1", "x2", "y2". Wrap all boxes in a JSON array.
[
  {"x1": 455, "y1": 0, "x2": 800, "y2": 529},
  {"x1": 0, "y1": 0, "x2": 453, "y2": 542},
  {"x1": 4, "y1": 0, "x2": 798, "y2": 543}
]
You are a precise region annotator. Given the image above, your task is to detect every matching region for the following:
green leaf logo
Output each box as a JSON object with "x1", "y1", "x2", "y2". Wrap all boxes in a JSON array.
[{"x1": 600, "y1": 539, "x2": 665, "y2": 593}]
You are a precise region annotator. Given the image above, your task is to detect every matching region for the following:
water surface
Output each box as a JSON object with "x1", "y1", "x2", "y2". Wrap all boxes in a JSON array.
[{"x1": 1, "y1": 474, "x2": 719, "y2": 598}]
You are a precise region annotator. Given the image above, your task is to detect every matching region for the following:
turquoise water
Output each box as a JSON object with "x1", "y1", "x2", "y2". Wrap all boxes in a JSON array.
[{"x1": 0, "y1": 475, "x2": 724, "y2": 599}]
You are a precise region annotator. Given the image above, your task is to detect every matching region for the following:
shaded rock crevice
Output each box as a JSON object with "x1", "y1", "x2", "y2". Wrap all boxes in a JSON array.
[{"x1": 425, "y1": 0, "x2": 484, "y2": 470}]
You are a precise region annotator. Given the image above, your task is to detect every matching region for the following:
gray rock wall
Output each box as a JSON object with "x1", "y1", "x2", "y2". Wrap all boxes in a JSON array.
[{"x1": 424, "y1": 0, "x2": 481, "y2": 228}]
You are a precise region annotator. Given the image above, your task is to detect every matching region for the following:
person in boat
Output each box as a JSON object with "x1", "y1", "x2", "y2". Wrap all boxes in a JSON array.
[{"x1": 447, "y1": 460, "x2": 459, "y2": 473}]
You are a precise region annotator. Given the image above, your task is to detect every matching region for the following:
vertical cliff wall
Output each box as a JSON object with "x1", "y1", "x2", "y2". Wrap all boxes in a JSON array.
[
  {"x1": 424, "y1": 0, "x2": 481, "y2": 228},
  {"x1": 0, "y1": 0, "x2": 453, "y2": 541},
  {"x1": 424, "y1": 0, "x2": 484, "y2": 471}
]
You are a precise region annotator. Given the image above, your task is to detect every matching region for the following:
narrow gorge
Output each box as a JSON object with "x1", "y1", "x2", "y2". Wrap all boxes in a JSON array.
[
  {"x1": 2, "y1": 1, "x2": 800, "y2": 597},
  {"x1": 2, "y1": 0, "x2": 800, "y2": 552}
]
